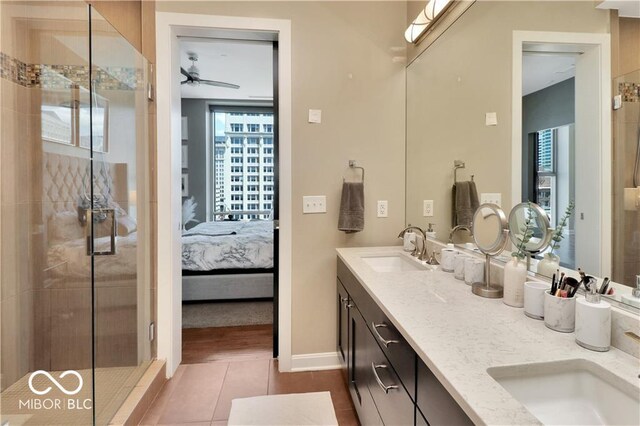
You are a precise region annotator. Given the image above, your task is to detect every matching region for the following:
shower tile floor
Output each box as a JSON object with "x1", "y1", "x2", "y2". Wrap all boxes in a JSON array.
[
  {"x1": 140, "y1": 325, "x2": 358, "y2": 425},
  {"x1": 1, "y1": 365, "x2": 149, "y2": 425}
]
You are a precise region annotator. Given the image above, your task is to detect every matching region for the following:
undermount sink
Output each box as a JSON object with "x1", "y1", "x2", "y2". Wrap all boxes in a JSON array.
[
  {"x1": 361, "y1": 254, "x2": 429, "y2": 273},
  {"x1": 487, "y1": 359, "x2": 640, "y2": 425}
]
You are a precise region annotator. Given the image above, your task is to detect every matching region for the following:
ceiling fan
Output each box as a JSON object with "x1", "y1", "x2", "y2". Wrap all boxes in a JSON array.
[{"x1": 180, "y1": 52, "x2": 240, "y2": 89}]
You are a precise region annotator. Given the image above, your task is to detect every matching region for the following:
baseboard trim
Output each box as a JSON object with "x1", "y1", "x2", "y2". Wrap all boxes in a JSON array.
[{"x1": 290, "y1": 352, "x2": 342, "y2": 372}]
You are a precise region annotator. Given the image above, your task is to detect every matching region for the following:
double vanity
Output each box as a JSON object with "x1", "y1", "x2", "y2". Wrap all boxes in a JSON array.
[{"x1": 336, "y1": 247, "x2": 640, "y2": 425}]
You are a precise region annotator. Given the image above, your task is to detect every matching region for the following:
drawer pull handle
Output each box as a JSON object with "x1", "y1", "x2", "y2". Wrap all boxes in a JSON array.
[
  {"x1": 371, "y1": 362, "x2": 399, "y2": 394},
  {"x1": 340, "y1": 297, "x2": 354, "y2": 309},
  {"x1": 372, "y1": 322, "x2": 399, "y2": 348}
]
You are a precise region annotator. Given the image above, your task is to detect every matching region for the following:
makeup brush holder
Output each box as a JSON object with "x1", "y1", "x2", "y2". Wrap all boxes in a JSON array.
[
  {"x1": 440, "y1": 249, "x2": 458, "y2": 272},
  {"x1": 543, "y1": 290, "x2": 576, "y2": 332}
]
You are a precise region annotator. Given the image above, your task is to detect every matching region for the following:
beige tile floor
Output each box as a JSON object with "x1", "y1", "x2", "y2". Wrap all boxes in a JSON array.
[{"x1": 139, "y1": 325, "x2": 358, "y2": 425}]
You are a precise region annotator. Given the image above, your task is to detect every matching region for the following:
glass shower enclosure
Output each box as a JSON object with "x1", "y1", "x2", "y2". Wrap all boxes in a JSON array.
[{"x1": 1, "y1": 2, "x2": 152, "y2": 424}]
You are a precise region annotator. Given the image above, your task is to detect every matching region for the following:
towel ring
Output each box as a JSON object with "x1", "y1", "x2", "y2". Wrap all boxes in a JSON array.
[{"x1": 344, "y1": 160, "x2": 365, "y2": 183}]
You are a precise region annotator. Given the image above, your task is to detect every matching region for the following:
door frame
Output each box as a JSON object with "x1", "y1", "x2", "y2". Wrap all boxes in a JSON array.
[
  {"x1": 511, "y1": 30, "x2": 611, "y2": 277},
  {"x1": 156, "y1": 12, "x2": 293, "y2": 377}
]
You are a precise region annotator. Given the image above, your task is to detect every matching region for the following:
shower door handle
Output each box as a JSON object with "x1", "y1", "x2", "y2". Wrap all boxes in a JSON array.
[{"x1": 85, "y1": 208, "x2": 117, "y2": 256}]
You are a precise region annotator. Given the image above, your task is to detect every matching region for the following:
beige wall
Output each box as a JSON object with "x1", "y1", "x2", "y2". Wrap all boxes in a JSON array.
[
  {"x1": 156, "y1": 1, "x2": 407, "y2": 356},
  {"x1": 406, "y1": 1, "x2": 609, "y2": 242}
]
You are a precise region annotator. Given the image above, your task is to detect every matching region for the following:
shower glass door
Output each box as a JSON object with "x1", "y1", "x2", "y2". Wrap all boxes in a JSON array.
[
  {"x1": 0, "y1": 3, "x2": 151, "y2": 424},
  {"x1": 88, "y1": 6, "x2": 151, "y2": 425}
]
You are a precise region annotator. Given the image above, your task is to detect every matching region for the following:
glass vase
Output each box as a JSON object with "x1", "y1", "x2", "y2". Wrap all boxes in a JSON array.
[{"x1": 503, "y1": 256, "x2": 527, "y2": 307}]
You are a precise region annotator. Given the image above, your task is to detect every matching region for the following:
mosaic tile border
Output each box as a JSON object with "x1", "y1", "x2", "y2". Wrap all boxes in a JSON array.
[
  {"x1": 0, "y1": 51, "x2": 142, "y2": 91},
  {"x1": 619, "y1": 82, "x2": 640, "y2": 103}
]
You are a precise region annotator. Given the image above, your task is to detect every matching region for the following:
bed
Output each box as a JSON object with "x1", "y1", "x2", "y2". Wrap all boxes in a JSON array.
[
  {"x1": 181, "y1": 220, "x2": 275, "y2": 301},
  {"x1": 41, "y1": 152, "x2": 139, "y2": 370}
]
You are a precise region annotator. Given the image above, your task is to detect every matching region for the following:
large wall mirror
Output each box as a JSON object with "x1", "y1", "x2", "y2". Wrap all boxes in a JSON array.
[{"x1": 406, "y1": 1, "x2": 639, "y2": 309}]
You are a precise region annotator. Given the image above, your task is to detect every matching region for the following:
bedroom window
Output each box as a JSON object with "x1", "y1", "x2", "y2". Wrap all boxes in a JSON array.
[{"x1": 211, "y1": 109, "x2": 275, "y2": 220}]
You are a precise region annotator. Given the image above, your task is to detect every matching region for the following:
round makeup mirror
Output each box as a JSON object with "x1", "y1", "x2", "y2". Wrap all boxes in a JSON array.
[
  {"x1": 471, "y1": 203, "x2": 508, "y2": 298},
  {"x1": 507, "y1": 202, "x2": 552, "y2": 255}
]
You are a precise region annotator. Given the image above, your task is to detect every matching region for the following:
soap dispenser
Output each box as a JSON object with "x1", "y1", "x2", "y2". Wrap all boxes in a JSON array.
[
  {"x1": 425, "y1": 223, "x2": 436, "y2": 239},
  {"x1": 621, "y1": 275, "x2": 640, "y2": 308},
  {"x1": 575, "y1": 283, "x2": 611, "y2": 352}
]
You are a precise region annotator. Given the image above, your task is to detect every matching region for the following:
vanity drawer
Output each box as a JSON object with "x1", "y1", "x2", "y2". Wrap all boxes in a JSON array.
[
  {"x1": 367, "y1": 328, "x2": 415, "y2": 426},
  {"x1": 338, "y1": 258, "x2": 416, "y2": 400},
  {"x1": 417, "y1": 359, "x2": 473, "y2": 425}
]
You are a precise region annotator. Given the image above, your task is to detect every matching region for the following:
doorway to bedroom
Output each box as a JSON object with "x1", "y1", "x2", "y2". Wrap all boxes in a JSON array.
[{"x1": 178, "y1": 36, "x2": 278, "y2": 362}]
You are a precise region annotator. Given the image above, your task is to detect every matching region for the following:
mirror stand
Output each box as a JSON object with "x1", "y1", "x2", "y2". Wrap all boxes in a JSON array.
[{"x1": 472, "y1": 253, "x2": 504, "y2": 298}]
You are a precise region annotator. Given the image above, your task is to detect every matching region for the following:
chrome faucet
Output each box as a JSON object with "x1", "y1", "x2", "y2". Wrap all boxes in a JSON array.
[
  {"x1": 398, "y1": 226, "x2": 428, "y2": 261},
  {"x1": 449, "y1": 225, "x2": 472, "y2": 244}
]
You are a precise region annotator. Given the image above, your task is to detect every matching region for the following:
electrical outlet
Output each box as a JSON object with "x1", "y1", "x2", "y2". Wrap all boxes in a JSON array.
[
  {"x1": 377, "y1": 200, "x2": 388, "y2": 218},
  {"x1": 302, "y1": 195, "x2": 326, "y2": 214},
  {"x1": 423, "y1": 200, "x2": 434, "y2": 217},
  {"x1": 480, "y1": 193, "x2": 502, "y2": 207}
]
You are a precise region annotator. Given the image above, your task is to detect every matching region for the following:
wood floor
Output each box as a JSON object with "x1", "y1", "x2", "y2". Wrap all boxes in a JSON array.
[{"x1": 139, "y1": 325, "x2": 359, "y2": 425}]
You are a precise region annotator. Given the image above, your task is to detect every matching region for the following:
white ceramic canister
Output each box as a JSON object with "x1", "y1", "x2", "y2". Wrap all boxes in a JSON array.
[
  {"x1": 464, "y1": 258, "x2": 484, "y2": 286},
  {"x1": 524, "y1": 281, "x2": 548, "y2": 320},
  {"x1": 403, "y1": 232, "x2": 416, "y2": 252},
  {"x1": 440, "y1": 249, "x2": 458, "y2": 272},
  {"x1": 454, "y1": 254, "x2": 467, "y2": 280}
]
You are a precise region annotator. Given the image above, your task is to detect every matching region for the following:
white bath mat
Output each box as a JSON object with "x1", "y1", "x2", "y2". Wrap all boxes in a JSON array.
[{"x1": 227, "y1": 391, "x2": 339, "y2": 426}]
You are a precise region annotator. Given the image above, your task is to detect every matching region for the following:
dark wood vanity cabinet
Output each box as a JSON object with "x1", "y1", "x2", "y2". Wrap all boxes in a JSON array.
[{"x1": 337, "y1": 257, "x2": 473, "y2": 426}]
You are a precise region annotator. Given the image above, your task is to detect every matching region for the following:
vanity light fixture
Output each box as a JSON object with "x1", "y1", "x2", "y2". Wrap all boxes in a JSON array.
[{"x1": 404, "y1": 0, "x2": 453, "y2": 43}]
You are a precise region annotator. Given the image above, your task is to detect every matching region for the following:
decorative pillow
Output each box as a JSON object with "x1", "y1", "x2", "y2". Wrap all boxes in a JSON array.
[
  {"x1": 117, "y1": 214, "x2": 137, "y2": 236},
  {"x1": 48, "y1": 211, "x2": 85, "y2": 244}
]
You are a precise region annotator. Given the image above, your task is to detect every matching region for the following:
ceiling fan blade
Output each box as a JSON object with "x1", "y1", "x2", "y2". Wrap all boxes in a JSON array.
[
  {"x1": 181, "y1": 80, "x2": 189, "y2": 85},
  {"x1": 199, "y1": 79, "x2": 240, "y2": 89},
  {"x1": 180, "y1": 67, "x2": 192, "y2": 78}
]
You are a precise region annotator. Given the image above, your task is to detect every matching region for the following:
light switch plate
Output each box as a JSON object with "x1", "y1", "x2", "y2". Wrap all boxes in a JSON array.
[
  {"x1": 303, "y1": 195, "x2": 326, "y2": 213},
  {"x1": 485, "y1": 112, "x2": 497, "y2": 126},
  {"x1": 308, "y1": 109, "x2": 322, "y2": 124},
  {"x1": 377, "y1": 200, "x2": 388, "y2": 218},
  {"x1": 480, "y1": 193, "x2": 502, "y2": 207},
  {"x1": 423, "y1": 200, "x2": 434, "y2": 217}
]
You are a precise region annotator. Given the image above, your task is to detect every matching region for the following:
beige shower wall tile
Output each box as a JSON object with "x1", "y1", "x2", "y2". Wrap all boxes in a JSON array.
[
  {"x1": 1, "y1": 296, "x2": 20, "y2": 391},
  {"x1": 1, "y1": 108, "x2": 33, "y2": 205}
]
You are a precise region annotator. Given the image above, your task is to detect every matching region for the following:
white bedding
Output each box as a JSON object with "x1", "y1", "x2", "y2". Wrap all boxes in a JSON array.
[
  {"x1": 47, "y1": 233, "x2": 138, "y2": 280},
  {"x1": 182, "y1": 220, "x2": 274, "y2": 271}
]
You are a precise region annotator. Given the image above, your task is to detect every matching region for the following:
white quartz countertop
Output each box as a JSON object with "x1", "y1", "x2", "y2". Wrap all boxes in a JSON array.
[{"x1": 336, "y1": 246, "x2": 640, "y2": 426}]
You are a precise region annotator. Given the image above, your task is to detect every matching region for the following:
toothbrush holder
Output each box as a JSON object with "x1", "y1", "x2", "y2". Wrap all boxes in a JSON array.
[{"x1": 543, "y1": 290, "x2": 576, "y2": 333}]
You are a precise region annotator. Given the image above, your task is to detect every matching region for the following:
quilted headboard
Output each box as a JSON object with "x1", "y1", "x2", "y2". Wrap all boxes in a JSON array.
[{"x1": 42, "y1": 152, "x2": 127, "y2": 220}]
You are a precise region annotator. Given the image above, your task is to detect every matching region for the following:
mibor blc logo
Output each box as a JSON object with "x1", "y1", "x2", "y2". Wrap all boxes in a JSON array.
[{"x1": 19, "y1": 370, "x2": 92, "y2": 411}]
